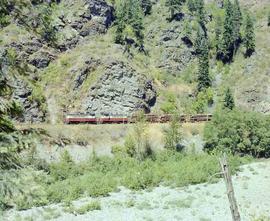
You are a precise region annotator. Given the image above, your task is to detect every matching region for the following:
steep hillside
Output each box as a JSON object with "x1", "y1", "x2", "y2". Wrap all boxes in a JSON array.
[{"x1": 0, "y1": 0, "x2": 269, "y2": 123}]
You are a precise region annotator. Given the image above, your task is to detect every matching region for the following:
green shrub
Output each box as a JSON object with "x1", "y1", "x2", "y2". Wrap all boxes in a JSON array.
[
  {"x1": 3, "y1": 150, "x2": 250, "y2": 210},
  {"x1": 204, "y1": 109, "x2": 270, "y2": 157},
  {"x1": 121, "y1": 114, "x2": 153, "y2": 160},
  {"x1": 49, "y1": 150, "x2": 82, "y2": 181},
  {"x1": 192, "y1": 88, "x2": 214, "y2": 113},
  {"x1": 75, "y1": 201, "x2": 101, "y2": 214},
  {"x1": 111, "y1": 144, "x2": 127, "y2": 156},
  {"x1": 47, "y1": 179, "x2": 84, "y2": 203},
  {"x1": 161, "y1": 93, "x2": 177, "y2": 114},
  {"x1": 7, "y1": 168, "x2": 49, "y2": 210},
  {"x1": 164, "y1": 115, "x2": 183, "y2": 151}
]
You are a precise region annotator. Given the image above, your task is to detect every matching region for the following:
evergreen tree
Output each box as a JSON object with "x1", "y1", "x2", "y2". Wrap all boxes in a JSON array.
[
  {"x1": 0, "y1": 0, "x2": 10, "y2": 27},
  {"x1": 115, "y1": 0, "x2": 144, "y2": 49},
  {"x1": 221, "y1": 0, "x2": 234, "y2": 62},
  {"x1": 215, "y1": 15, "x2": 223, "y2": 57},
  {"x1": 244, "y1": 12, "x2": 255, "y2": 56},
  {"x1": 131, "y1": 0, "x2": 145, "y2": 48},
  {"x1": 141, "y1": 0, "x2": 152, "y2": 15},
  {"x1": 195, "y1": 26, "x2": 211, "y2": 92},
  {"x1": 0, "y1": 49, "x2": 22, "y2": 133},
  {"x1": 187, "y1": 0, "x2": 196, "y2": 14},
  {"x1": 165, "y1": 0, "x2": 184, "y2": 20},
  {"x1": 39, "y1": 4, "x2": 56, "y2": 44},
  {"x1": 223, "y1": 88, "x2": 235, "y2": 110},
  {"x1": 194, "y1": 0, "x2": 206, "y2": 28},
  {"x1": 115, "y1": 0, "x2": 127, "y2": 44},
  {"x1": 232, "y1": 0, "x2": 242, "y2": 43}
]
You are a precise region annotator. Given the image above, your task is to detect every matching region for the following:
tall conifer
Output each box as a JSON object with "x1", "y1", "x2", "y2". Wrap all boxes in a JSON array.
[
  {"x1": 165, "y1": 0, "x2": 184, "y2": 20},
  {"x1": 222, "y1": 0, "x2": 234, "y2": 62},
  {"x1": 195, "y1": 26, "x2": 211, "y2": 92},
  {"x1": 244, "y1": 13, "x2": 255, "y2": 56}
]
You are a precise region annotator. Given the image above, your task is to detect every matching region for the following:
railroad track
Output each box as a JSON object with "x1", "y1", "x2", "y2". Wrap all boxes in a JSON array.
[{"x1": 64, "y1": 114, "x2": 212, "y2": 124}]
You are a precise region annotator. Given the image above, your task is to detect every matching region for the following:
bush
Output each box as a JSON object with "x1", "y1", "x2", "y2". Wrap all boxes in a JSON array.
[
  {"x1": 161, "y1": 93, "x2": 177, "y2": 114},
  {"x1": 2, "y1": 149, "x2": 250, "y2": 210},
  {"x1": 164, "y1": 115, "x2": 183, "y2": 151},
  {"x1": 2, "y1": 168, "x2": 50, "y2": 210},
  {"x1": 75, "y1": 201, "x2": 101, "y2": 214},
  {"x1": 119, "y1": 114, "x2": 153, "y2": 160},
  {"x1": 49, "y1": 150, "x2": 82, "y2": 181},
  {"x1": 204, "y1": 109, "x2": 270, "y2": 157},
  {"x1": 192, "y1": 88, "x2": 214, "y2": 113}
]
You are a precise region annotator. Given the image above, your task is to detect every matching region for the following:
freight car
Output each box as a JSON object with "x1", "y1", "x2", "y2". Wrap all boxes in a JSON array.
[{"x1": 64, "y1": 113, "x2": 212, "y2": 124}]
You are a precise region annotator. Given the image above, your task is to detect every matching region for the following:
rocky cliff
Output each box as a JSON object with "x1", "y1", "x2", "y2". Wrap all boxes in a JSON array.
[{"x1": 83, "y1": 61, "x2": 156, "y2": 116}]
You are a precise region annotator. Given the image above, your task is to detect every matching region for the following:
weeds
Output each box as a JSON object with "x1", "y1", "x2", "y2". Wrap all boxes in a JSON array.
[
  {"x1": 45, "y1": 150, "x2": 250, "y2": 206},
  {"x1": 1, "y1": 147, "x2": 250, "y2": 211},
  {"x1": 75, "y1": 201, "x2": 101, "y2": 214}
]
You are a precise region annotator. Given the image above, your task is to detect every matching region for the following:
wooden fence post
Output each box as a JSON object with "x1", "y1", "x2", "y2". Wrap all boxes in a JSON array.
[{"x1": 219, "y1": 153, "x2": 241, "y2": 221}]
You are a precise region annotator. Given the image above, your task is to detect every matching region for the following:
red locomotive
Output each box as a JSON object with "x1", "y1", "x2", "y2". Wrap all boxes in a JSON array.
[{"x1": 64, "y1": 113, "x2": 212, "y2": 124}]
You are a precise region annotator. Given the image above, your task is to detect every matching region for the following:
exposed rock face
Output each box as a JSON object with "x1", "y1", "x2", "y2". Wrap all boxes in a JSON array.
[
  {"x1": 86, "y1": 0, "x2": 114, "y2": 28},
  {"x1": 236, "y1": 73, "x2": 270, "y2": 114},
  {"x1": 147, "y1": 21, "x2": 195, "y2": 76},
  {"x1": 1, "y1": 0, "x2": 114, "y2": 123},
  {"x1": 12, "y1": 79, "x2": 45, "y2": 122},
  {"x1": 5, "y1": 40, "x2": 56, "y2": 70},
  {"x1": 55, "y1": 0, "x2": 114, "y2": 51},
  {"x1": 83, "y1": 61, "x2": 157, "y2": 116},
  {"x1": 72, "y1": 58, "x2": 101, "y2": 90}
]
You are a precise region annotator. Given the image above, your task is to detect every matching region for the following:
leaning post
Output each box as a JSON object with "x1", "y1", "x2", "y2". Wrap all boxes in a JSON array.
[{"x1": 219, "y1": 153, "x2": 241, "y2": 221}]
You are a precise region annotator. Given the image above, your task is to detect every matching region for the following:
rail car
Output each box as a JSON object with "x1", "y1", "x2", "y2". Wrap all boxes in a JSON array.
[{"x1": 64, "y1": 113, "x2": 212, "y2": 124}]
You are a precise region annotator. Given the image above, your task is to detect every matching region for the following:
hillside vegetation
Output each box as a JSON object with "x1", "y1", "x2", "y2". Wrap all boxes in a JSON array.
[
  {"x1": 0, "y1": 0, "x2": 269, "y2": 122},
  {"x1": 1, "y1": 0, "x2": 270, "y2": 220}
]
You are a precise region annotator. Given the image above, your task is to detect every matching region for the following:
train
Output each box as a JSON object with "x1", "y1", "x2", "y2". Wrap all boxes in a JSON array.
[{"x1": 64, "y1": 113, "x2": 212, "y2": 124}]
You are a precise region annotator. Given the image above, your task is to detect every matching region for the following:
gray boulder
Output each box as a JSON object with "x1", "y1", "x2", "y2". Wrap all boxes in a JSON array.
[{"x1": 28, "y1": 50, "x2": 55, "y2": 69}]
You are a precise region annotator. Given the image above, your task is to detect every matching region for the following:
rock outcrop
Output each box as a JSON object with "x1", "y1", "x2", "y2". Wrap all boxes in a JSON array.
[
  {"x1": 5, "y1": 40, "x2": 56, "y2": 70},
  {"x1": 83, "y1": 61, "x2": 156, "y2": 116},
  {"x1": 55, "y1": 0, "x2": 114, "y2": 51},
  {"x1": 147, "y1": 20, "x2": 195, "y2": 76},
  {"x1": 72, "y1": 57, "x2": 101, "y2": 90},
  {"x1": 1, "y1": 0, "x2": 114, "y2": 122},
  {"x1": 236, "y1": 72, "x2": 270, "y2": 114},
  {"x1": 12, "y1": 79, "x2": 46, "y2": 122}
]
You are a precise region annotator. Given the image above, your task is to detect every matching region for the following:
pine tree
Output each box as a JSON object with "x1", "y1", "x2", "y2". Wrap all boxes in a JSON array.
[
  {"x1": 215, "y1": 15, "x2": 223, "y2": 58},
  {"x1": 141, "y1": 0, "x2": 152, "y2": 15},
  {"x1": 115, "y1": 0, "x2": 127, "y2": 44},
  {"x1": 39, "y1": 4, "x2": 56, "y2": 44},
  {"x1": 232, "y1": 0, "x2": 242, "y2": 51},
  {"x1": 223, "y1": 88, "x2": 235, "y2": 110},
  {"x1": 221, "y1": 0, "x2": 234, "y2": 62},
  {"x1": 114, "y1": 0, "x2": 145, "y2": 50},
  {"x1": 165, "y1": 0, "x2": 184, "y2": 20},
  {"x1": 194, "y1": 0, "x2": 206, "y2": 28},
  {"x1": 196, "y1": 26, "x2": 211, "y2": 92},
  {"x1": 131, "y1": 0, "x2": 145, "y2": 48},
  {"x1": 244, "y1": 13, "x2": 255, "y2": 56},
  {"x1": 0, "y1": 70, "x2": 15, "y2": 133},
  {"x1": 0, "y1": 0, "x2": 10, "y2": 27}
]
